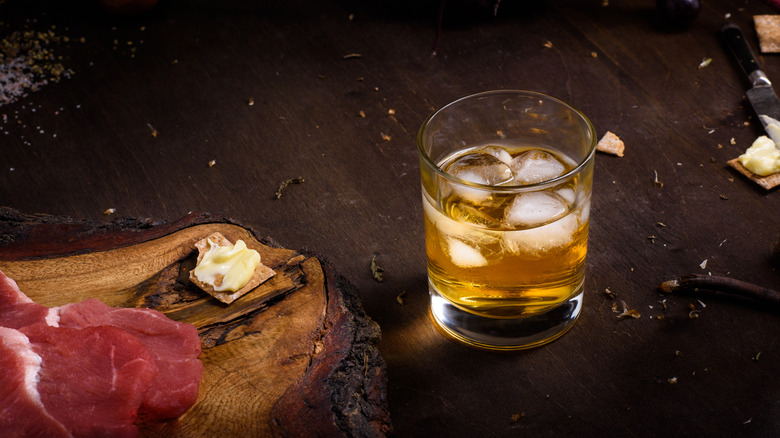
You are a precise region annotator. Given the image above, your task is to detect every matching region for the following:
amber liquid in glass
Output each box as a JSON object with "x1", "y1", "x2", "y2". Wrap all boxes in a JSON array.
[{"x1": 423, "y1": 143, "x2": 590, "y2": 319}]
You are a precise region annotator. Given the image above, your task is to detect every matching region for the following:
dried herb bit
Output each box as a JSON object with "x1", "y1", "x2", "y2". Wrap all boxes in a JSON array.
[
  {"x1": 370, "y1": 254, "x2": 384, "y2": 282},
  {"x1": 752, "y1": 351, "x2": 761, "y2": 361},
  {"x1": 667, "y1": 377, "x2": 678, "y2": 384},
  {"x1": 147, "y1": 123, "x2": 159, "y2": 138},
  {"x1": 208, "y1": 159, "x2": 216, "y2": 167},
  {"x1": 103, "y1": 208, "x2": 116, "y2": 215},
  {"x1": 274, "y1": 177, "x2": 305, "y2": 199},
  {"x1": 396, "y1": 290, "x2": 406, "y2": 306},
  {"x1": 616, "y1": 300, "x2": 641, "y2": 319},
  {"x1": 510, "y1": 412, "x2": 525, "y2": 422},
  {"x1": 604, "y1": 287, "x2": 616, "y2": 299}
]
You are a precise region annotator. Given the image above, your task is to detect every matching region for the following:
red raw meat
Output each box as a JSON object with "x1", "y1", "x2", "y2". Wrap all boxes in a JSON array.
[
  {"x1": 59, "y1": 299, "x2": 203, "y2": 420},
  {"x1": 1, "y1": 324, "x2": 159, "y2": 438},
  {"x1": 0, "y1": 327, "x2": 71, "y2": 438},
  {"x1": 0, "y1": 269, "x2": 203, "y2": 427},
  {"x1": 0, "y1": 272, "x2": 56, "y2": 329}
]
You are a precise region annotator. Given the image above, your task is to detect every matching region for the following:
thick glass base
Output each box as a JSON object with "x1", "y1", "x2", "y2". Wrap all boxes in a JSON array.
[{"x1": 429, "y1": 281, "x2": 583, "y2": 351}]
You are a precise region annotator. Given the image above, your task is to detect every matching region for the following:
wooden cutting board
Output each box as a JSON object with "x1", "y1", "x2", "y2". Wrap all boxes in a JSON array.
[{"x1": 0, "y1": 207, "x2": 391, "y2": 437}]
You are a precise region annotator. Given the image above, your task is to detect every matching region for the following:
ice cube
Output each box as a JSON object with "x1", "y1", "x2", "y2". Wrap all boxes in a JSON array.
[
  {"x1": 423, "y1": 193, "x2": 500, "y2": 245},
  {"x1": 556, "y1": 187, "x2": 576, "y2": 205},
  {"x1": 501, "y1": 215, "x2": 578, "y2": 255},
  {"x1": 446, "y1": 153, "x2": 513, "y2": 186},
  {"x1": 510, "y1": 150, "x2": 566, "y2": 185},
  {"x1": 504, "y1": 192, "x2": 568, "y2": 228},
  {"x1": 481, "y1": 146, "x2": 513, "y2": 167},
  {"x1": 445, "y1": 237, "x2": 488, "y2": 268},
  {"x1": 449, "y1": 203, "x2": 502, "y2": 228}
]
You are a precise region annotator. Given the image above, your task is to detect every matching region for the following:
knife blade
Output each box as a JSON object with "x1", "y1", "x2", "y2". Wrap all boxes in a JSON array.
[{"x1": 721, "y1": 22, "x2": 780, "y2": 146}]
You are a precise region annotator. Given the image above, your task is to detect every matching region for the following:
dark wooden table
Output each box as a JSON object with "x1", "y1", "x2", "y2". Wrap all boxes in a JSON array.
[{"x1": 1, "y1": 0, "x2": 778, "y2": 436}]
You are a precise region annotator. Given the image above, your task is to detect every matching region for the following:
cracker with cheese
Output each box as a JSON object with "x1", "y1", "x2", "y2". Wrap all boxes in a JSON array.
[{"x1": 189, "y1": 232, "x2": 276, "y2": 304}]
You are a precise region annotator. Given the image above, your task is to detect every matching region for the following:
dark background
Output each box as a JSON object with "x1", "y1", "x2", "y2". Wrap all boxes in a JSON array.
[{"x1": 1, "y1": 0, "x2": 778, "y2": 436}]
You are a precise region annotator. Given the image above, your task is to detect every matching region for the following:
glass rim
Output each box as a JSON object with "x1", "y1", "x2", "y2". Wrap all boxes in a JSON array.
[{"x1": 417, "y1": 89, "x2": 597, "y2": 192}]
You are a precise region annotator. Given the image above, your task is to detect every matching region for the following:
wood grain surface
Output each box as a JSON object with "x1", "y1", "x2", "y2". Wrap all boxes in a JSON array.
[
  {"x1": 0, "y1": 0, "x2": 778, "y2": 436},
  {"x1": 0, "y1": 209, "x2": 390, "y2": 437}
]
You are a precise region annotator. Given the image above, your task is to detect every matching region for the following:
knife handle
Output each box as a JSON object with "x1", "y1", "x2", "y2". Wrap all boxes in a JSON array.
[{"x1": 721, "y1": 23, "x2": 770, "y2": 87}]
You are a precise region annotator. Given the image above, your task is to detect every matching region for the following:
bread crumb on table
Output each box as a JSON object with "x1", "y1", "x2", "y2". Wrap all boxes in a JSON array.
[{"x1": 596, "y1": 131, "x2": 624, "y2": 157}]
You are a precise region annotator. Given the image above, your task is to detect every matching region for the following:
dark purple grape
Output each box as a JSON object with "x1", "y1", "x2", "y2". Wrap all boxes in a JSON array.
[{"x1": 656, "y1": 0, "x2": 702, "y2": 27}]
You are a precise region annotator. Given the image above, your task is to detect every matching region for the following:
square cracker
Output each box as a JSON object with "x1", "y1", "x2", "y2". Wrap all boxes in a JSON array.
[
  {"x1": 189, "y1": 232, "x2": 276, "y2": 304},
  {"x1": 754, "y1": 15, "x2": 780, "y2": 53},
  {"x1": 727, "y1": 158, "x2": 780, "y2": 190},
  {"x1": 596, "y1": 131, "x2": 625, "y2": 157}
]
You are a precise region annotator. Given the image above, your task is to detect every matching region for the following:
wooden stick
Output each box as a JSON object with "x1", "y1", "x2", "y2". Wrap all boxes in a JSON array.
[{"x1": 658, "y1": 274, "x2": 780, "y2": 305}]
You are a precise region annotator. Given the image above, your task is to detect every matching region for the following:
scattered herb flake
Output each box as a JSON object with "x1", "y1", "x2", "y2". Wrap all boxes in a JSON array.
[
  {"x1": 147, "y1": 123, "x2": 158, "y2": 137},
  {"x1": 103, "y1": 208, "x2": 116, "y2": 215},
  {"x1": 604, "y1": 287, "x2": 616, "y2": 299},
  {"x1": 274, "y1": 177, "x2": 305, "y2": 199},
  {"x1": 359, "y1": 110, "x2": 366, "y2": 118},
  {"x1": 543, "y1": 40, "x2": 553, "y2": 49},
  {"x1": 396, "y1": 291, "x2": 406, "y2": 306},
  {"x1": 380, "y1": 132, "x2": 391, "y2": 142},
  {"x1": 753, "y1": 352, "x2": 761, "y2": 361},
  {"x1": 667, "y1": 377, "x2": 678, "y2": 384},
  {"x1": 618, "y1": 308, "x2": 641, "y2": 319},
  {"x1": 616, "y1": 300, "x2": 641, "y2": 319},
  {"x1": 370, "y1": 254, "x2": 384, "y2": 282},
  {"x1": 208, "y1": 159, "x2": 216, "y2": 167},
  {"x1": 698, "y1": 57, "x2": 712, "y2": 68}
]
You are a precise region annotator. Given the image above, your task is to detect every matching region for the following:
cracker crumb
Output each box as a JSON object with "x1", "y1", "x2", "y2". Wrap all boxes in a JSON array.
[
  {"x1": 754, "y1": 15, "x2": 780, "y2": 53},
  {"x1": 596, "y1": 131, "x2": 624, "y2": 157}
]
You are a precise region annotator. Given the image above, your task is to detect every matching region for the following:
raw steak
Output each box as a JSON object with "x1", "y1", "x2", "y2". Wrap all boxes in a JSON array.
[
  {"x1": 0, "y1": 327, "x2": 70, "y2": 438},
  {"x1": 1, "y1": 324, "x2": 159, "y2": 438},
  {"x1": 0, "y1": 270, "x2": 203, "y2": 424},
  {"x1": 59, "y1": 299, "x2": 203, "y2": 420},
  {"x1": 0, "y1": 271, "x2": 56, "y2": 329}
]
